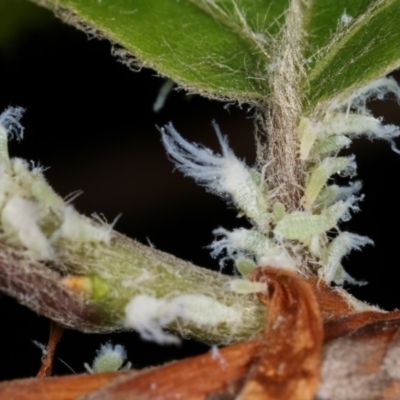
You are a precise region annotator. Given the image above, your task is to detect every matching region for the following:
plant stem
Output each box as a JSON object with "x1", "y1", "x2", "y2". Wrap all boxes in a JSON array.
[
  {"x1": 259, "y1": 0, "x2": 307, "y2": 212},
  {"x1": 0, "y1": 229, "x2": 266, "y2": 344}
]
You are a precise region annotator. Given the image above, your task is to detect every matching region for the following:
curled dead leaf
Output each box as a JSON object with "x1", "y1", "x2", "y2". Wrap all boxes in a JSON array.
[{"x1": 236, "y1": 267, "x2": 323, "y2": 400}]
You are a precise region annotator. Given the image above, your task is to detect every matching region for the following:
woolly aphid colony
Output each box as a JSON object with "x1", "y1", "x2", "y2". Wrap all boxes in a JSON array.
[
  {"x1": 160, "y1": 76, "x2": 400, "y2": 287},
  {"x1": 0, "y1": 75, "x2": 400, "y2": 346}
]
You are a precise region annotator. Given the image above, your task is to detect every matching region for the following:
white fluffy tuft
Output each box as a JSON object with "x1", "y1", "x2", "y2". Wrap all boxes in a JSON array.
[
  {"x1": 124, "y1": 295, "x2": 182, "y2": 344},
  {"x1": 258, "y1": 252, "x2": 297, "y2": 271},
  {"x1": 210, "y1": 227, "x2": 266, "y2": 264},
  {"x1": 210, "y1": 227, "x2": 296, "y2": 271},
  {"x1": 325, "y1": 113, "x2": 400, "y2": 154},
  {"x1": 340, "y1": 11, "x2": 353, "y2": 26},
  {"x1": 329, "y1": 194, "x2": 363, "y2": 223},
  {"x1": 332, "y1": 181, "x2": 362, "y2": 201},
  {"x1": 52, "y1": 205, "x2": 112, "y2": 244},
  {"x1": 0, "y1": 106, "x2": 25, "y2": 141},
  {"x1": 124, "y1": 294, "x2": 240, "y2": 345},
  {"x1": 1, "y1": 196, "x2": 53, "y2": 259},
  {"x1": 160, "y1": 122, "x2": 249, "y2": 195},
  {"x1": 322, "y1": 232, "x2": 373, "y2": 285},
  {"x1": 316, "y1": 181, "x2": 362, "y2": 209},
  {"x1": 160, "y1": 122, "x2": 269, "y2": 228},
  {"x1": 342, "y1": 77, "x2": 400, "y2": 152},
  {"x1": 345, "y1": 77, "x2": 400, "y2": 108},
  {"x1": 307, "y1": 77, "x2": 400, "y2": 156}
]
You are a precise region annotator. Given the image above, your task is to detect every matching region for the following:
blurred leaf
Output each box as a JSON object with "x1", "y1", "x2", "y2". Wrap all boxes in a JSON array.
[{"x1": 0, "y1": 0, "x2": 51, "y2": 49}]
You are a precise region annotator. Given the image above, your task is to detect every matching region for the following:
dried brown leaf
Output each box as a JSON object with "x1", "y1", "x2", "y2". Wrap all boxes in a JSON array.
[
  {"x1": 309, "y1": 278, "x2": 354, "y2": 320},
  {"x1": 236, "y1": 268, "x2": 323, "y2": 400},
  {"x1": 82, "y1": 341, "x2": 257, "y2": 400},
  {"x1": 318, "y1": 318, "x2": 400, "y2": 400},
  {"x1": 0, "y1": 371, "x2": 132, "y2": 400},
  {"x1": 324, "y1": 310, "x2": 400, "y2": 342}
]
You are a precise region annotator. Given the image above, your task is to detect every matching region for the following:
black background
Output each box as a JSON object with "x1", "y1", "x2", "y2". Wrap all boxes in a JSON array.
[{"x1": 1, "y1": 1, "x2": 400, "y2": 381}]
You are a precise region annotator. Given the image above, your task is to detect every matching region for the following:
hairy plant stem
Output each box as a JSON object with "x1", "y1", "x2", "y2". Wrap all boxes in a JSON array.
[
  {"x1": 0, "y1": 228, "x2": 266, "y2": 344},
  {"x1": 258, "y1": 0, "x2": 307, "y2": 212},
  {"x1": 260, "y1": 105, "x2": 305, "y2": 212}
]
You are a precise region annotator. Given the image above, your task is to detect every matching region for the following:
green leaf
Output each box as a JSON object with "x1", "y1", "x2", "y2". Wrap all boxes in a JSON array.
[
  {"x1": 32, "y1": 0, "x2": 290, "y2": 101},
  {"x1": 27, "y1": 0, "x2": 400, "y2": 109},
  {"x1": 304, "y1": 0, "x2": 376, "y2": 60},
  {"x1": 306, "y1": 0, "x2": 400, "y2": 109}
]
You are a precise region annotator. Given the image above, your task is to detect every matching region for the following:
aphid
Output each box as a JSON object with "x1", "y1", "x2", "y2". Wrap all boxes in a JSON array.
[{"x1": 84, "y1": 342, "x2": 131, "y2": 373}]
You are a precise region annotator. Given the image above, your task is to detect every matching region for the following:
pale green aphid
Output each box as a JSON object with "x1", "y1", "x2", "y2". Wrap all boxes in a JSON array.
[
  {"x1": 225, "y1": 278, "x2": 267, "y2": 294},
  {"x1": 298, "y1": 117, "x2": 319, "y2": 160},
  {"x1": 235, "y1": 259, "x2": 257, "y2": 277},
  {"x1": 302, "y1": 157, "x2": 352, "y2": 210},
  {"x1": 84, "y1": 342, "x2": 131, "y2": 373},
  {"x1": 272, "y1": 202, "x2": 286, "y2": 221},
  {"x1": 311, "y1": 136, "x2": 351, "y2": 156}
]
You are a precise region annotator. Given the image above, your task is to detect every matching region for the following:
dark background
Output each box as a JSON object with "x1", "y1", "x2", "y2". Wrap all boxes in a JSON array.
[{"x1": 1, "y1": 0, "x2": 400, "y2": 380}]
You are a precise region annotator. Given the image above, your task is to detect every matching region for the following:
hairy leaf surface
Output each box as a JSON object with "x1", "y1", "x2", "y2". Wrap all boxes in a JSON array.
[
  {"x1": 306, "y1": 0, "x2": 400, "y2": 108},
  {"x1": 31, "y1": 0, "x2": 400, "y2": 109},
  {"x1": 32, "y1": 0, "x2": 290, "y2": 101}
]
